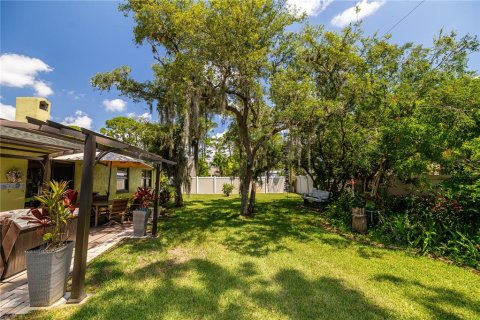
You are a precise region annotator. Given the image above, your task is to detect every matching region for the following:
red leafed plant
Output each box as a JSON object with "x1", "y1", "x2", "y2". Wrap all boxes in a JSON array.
[
  {"x1": 133, "y1": 187, "x2": 157, "y2": 209},
  {"x1": 63, "y1": 189, "x2": 78, "y2": 213},
  {"x1": 21, "y1": 181, "x2": 77, "y2": 249}
]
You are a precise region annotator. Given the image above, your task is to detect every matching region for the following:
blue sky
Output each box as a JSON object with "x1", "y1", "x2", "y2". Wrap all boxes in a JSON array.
[{"x1": 1, "y1": 0, "x2": 479, "y2": 134}]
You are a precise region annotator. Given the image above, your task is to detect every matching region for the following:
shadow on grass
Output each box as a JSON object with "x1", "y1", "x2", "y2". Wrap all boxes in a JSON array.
[
  {"x1": 156, "y1": 196, "x2": 354, "y2": 257},
  {"x1": 374, "y1": 274, "x2": 480, "y2": 319},
  {"x1": 66, "y1": 258, "x2": 393, "y2": 320},
  {"x1": 19, "y1": 195, "x2": 480, "y2": 320}
]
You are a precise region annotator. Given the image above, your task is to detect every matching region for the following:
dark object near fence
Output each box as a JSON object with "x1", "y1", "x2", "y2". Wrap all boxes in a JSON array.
[{"x1": 365, "y1": 209, "x2": 378, "y2": 228}]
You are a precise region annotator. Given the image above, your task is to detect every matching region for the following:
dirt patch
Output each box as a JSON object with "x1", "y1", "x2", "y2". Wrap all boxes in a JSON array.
[{"x1": 168, "y1": 246, "x2": 190, "y2": 264}]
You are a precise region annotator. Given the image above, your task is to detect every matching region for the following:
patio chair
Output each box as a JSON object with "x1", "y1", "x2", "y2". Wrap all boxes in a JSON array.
[
  {"x1": 108, "y1": 199, "x2": 129, "y2": 224},
  {"x1": 124, "y1": 198, "x2": 141, "y2": 222}
]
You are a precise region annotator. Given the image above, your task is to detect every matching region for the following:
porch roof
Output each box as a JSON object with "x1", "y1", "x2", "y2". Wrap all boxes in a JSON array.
[{"x1": 0, "y1": 117, "x2": 175, "y2": 165}]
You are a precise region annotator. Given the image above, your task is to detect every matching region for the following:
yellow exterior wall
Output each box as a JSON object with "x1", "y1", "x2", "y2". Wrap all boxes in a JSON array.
[
  {"x1": 15, "y1": 97, "x2": 51, "y2": 123},
  {"x1": 0, "y1": 155, "x2": 155, "y2": 211},
  {"x1": 0, "y1": 157, "x2": 28, "y2": 211},
  {"x1": 72, "y1": 161, "x2": 153, "y2": 199}
]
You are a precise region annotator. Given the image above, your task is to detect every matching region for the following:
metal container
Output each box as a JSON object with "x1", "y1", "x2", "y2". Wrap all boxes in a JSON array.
[{"x1": 133, "y1": 210, "x2": 149, "y2": 237}]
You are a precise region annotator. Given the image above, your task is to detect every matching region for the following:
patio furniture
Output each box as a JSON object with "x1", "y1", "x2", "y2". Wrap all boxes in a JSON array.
[
  {"x1": 108, "y1": 199, "x2": 129, "y2": 224},
  {"x1": 92, "y1": 197, "x2": 110, "y2": 227},
  {"x1": 303, "y1": 189, "x2": 331, "y2": 206},
  {"x1": 125, "y1": 198, "x2": 141, "y2": 222},
  {"x1": 0, "y1": 209, "x2": 77, "y2": 280}
]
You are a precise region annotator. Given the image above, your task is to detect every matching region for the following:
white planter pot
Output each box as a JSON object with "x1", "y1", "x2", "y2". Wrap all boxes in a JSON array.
[
  {"x1": 25, "y1": 241, "x2": 74, "y2": 307},
  {"x1": 133, "y1": 210, "x2": 149, "y2": 237}
]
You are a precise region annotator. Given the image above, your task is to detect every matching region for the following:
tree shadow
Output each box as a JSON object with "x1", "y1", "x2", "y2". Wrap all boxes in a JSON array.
[
  {"x1": 253, "y1": 269, "x2": 392, "y2": 320},
  {"x1": 67, "y1": 258, "x2": 249, "y2": 320},
  {"x1": 65, "y1": 259, "x2": 392, "y2": 320},
  {"x1": 357, "y1": 246, "x2": 385, "y2": 259},
  {"x1": 374, "y1": 274, "x2": 480, "y2": 319},
  {"x1": 161, "y1": 196, "x2": 353, "y2": 257}
]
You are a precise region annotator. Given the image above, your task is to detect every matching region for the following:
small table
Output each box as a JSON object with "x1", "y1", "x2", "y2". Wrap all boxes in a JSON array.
[{"x1": 91, "y1": 200, "x2": 110, "y2": 227}]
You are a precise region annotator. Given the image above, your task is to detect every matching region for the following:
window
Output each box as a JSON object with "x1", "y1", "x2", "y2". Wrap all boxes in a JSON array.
[
  {"x1": 142, "y1": 170, "x2": 152, "y2": 188},
  {"x1": 39, "y1": 101, "x2": 49, "y2": 111},
  {"x1": 116, "y1": 168, "x2": 129, "y2": 192}
]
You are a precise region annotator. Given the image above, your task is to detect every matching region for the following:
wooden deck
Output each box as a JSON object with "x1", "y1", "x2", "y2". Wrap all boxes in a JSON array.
[{"x1": 0, "y1": 223, "x2": 133, "y2": 318}]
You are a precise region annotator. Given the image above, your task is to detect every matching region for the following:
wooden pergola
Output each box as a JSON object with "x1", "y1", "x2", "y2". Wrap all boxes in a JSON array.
[{"x1": 0, "y1": 117, "x2": 175, "y2": 302}]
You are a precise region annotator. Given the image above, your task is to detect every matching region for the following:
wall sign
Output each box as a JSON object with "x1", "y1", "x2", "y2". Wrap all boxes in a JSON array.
[{"x1": 0, "y1": 183, "x2": 26, "y2": 190}]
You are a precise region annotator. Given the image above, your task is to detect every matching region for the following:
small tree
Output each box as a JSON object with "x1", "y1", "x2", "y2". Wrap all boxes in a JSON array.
[{"x1": 222, "y1": 183, "x2": 234, "y2": 197}]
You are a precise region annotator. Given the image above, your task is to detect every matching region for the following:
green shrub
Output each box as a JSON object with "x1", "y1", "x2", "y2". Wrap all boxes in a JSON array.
[
  {"x1": 322, "y1": 187, "x2": 479, "y2": 268},
  {"x1": 222, "y1": 183, "x2": 234, "y2": 197},
  {"x1": 376, "y1": 190, "x2": 479, "y2": 268},
  {"x1": 326, "y1": 192, "x2": 352, "y2": 228}
]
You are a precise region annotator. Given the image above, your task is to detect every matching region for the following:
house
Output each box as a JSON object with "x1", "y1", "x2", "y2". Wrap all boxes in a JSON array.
[{"x1": 0, "y1": 97, "x2": 154, "y2": 212}]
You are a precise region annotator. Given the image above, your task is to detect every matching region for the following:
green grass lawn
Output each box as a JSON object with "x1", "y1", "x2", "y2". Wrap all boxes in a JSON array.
[{"x1": 22, "y1": 194, "x2": 480, "y2": 320}]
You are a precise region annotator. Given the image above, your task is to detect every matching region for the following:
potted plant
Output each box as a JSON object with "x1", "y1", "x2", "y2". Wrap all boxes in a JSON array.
[
  {"x1": 21, "y1": 180, "x2": 77, "y2": 307},
  {"x1": 132, "y1": 187, "x2": 156, "y2": 237}
]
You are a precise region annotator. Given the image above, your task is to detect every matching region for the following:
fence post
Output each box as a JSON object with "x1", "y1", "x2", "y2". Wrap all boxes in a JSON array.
[
  {"x1": 196, "y1": 176, "x2": 199, "y2": 194},
  {"x1": 213, "y1": 176, "x2": 216, "y2": 194}
]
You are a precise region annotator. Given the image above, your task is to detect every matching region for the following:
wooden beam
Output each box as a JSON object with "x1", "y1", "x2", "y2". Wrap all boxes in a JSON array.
[
  {"x1": 41, "y1": 155, "x2": 52, "y2": 194},
  {"x1": 152, "y1": 162, "x2": 161, "y2": 237},
  {"x1": 70, "y1": 134, "x2": 96, "y2": 303},
  {"x1": 0, "y1": 145, "x2": 47, "y2": 155},
  {"x1": 0, "y1": 154, "x2": 44, "y2": 161}
]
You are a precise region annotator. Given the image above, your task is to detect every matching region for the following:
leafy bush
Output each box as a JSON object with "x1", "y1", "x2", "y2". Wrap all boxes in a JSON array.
[
  {"x1": 322, "y1": 187, "x2": 479, "y2": 268},
  {"x1": 222, "y1": 183, "x2": 234, "y2": 197},
  {"x1": 325, "y1": 192, "x2": 352, "y2": 228},
  {"x1": 133, "y1": 187, "x2": 157, "y2": 208},
  {"x1": 376, "y1": 190, "x2": 479, "y2": 268}
]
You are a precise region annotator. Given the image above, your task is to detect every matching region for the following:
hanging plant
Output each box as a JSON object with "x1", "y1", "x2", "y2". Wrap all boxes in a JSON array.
[{"x1": 6, "y1": 167, "x2": 23, "y2": 183}]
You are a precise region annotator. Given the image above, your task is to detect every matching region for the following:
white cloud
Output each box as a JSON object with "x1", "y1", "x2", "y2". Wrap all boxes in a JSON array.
[
  {"x1": 331, "y1": 0, "x2": 385, "y2": 28},
  {"x1": 0, "y1": 102, "x2": 16, "y2": 120},
  {"x1": 213, "y1": 131, "x2": 226, "y2": 139},
  {"x1": 103, "y1": 99, "x2": 127, "y2": 112},
  {"x1": 0, "y1": 53, "x2": 54, "y2": 96},
  {"x1": 33, "y1": 80, "x2": 53, "y2": 96},
  {"x1": 287, "y1": 0, "x2": 333, "y2": 16},
  {"x1": 127, "y1": 112, "x2": 152, "y2": 122},
  {"x1": 67, "y1": 90, "x2": 84, "y2": 100},
  {"x1": 62, "y1": 110, "x2": 93, "y2": 129}
]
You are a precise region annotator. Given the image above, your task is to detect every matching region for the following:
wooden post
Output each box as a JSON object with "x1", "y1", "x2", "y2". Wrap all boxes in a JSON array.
[
  {"x1": 41, "y1": 155, "x2": 51, "y2": 193},
  {"x1": 152, "y1": 162, "x2": 161, "y2": 237},
  {"x1": 70, "y1": 133, "x2": 96, "y2": 302}
]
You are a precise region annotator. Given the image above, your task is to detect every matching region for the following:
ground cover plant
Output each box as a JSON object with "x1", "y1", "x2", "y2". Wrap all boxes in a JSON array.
[
  {"x1": 21, "y1": 194, "x2": 480, "y2": 320},
  {"x1": 324, "y1": 183, "x2": 480, "y2": 269}
]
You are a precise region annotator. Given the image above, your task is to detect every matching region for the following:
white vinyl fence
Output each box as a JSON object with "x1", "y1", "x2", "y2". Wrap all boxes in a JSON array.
[
  {"x1": 295, "y1": 175, "x2": 315, "y2": 194},
  {"x1": 294, "y1": 175, "x2": 450, "y2": 196},
  {"x1": 188, "y1": 176, "x2": 286, "y2": 194}
]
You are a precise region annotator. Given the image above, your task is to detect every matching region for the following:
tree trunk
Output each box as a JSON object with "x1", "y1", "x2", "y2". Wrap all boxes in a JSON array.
[
  {"x1": 240, "y1": 167, "x2": 253, "y2": 216},
  {"x1": 174, "y1": 182, "x2": 184, "y2": 207},
  {"x1": 248, "y1": 180, "x2": 257, "y2": 215}
]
